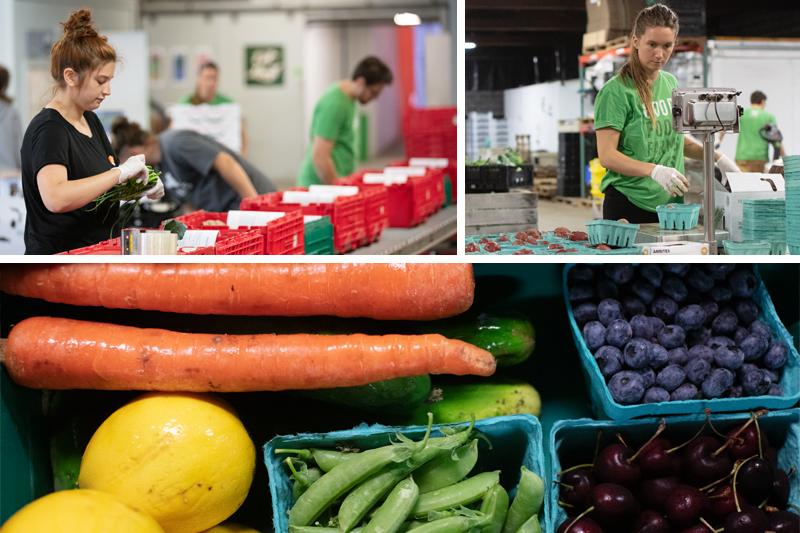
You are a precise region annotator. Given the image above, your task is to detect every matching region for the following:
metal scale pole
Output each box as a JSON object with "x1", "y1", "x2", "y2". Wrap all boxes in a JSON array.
[{"x1": 702, "y1": 132, "x2": 716, "y2": 254}]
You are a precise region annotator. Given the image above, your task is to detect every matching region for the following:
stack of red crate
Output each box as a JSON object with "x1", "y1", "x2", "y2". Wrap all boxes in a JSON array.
[{"x1": 402, "y1": 107, "x2": 457, "y2": 202}]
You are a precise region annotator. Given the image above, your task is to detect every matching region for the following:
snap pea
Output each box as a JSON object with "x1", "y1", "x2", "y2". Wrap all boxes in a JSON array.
[
  {"x1": 414, "y1": 440, "x2": 479, "y2": 494},
  {"x1": 339, "y1": 427, "x2": 474, "y2": 532},
  {"x1": 515, "y1": 514, "x2": 541, "y2": 533},
  {"x1": 479, "y1": 484, "x2": 509, "y2": 533},
  {"x1": 501, "y1": 467, "x2": 544, "y2": 533},
  {"x1": 275, "y1": 448, "x2": 360, "y2": 472},
  {"x1": 286, "y1": 458, "x2": 323, "y2": 501},
  {"x1": 363, "y1": 476, "x2": 419, "y2": 533},
  {"x1": 412, "y1": 471, "x2": 500, "y2": 518},
  {"x1": 289, "y1": 528, "x2": 362, "y2": 533},
  {"x1": 406, "y1": 515, "x2": 486, "y2": 533}
]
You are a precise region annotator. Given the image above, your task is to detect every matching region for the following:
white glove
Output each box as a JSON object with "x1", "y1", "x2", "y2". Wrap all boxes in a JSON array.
[
  {"x1": 716, "y1": 154, "x2": 740, "y2": 173},
  {"x1": 115, "y1": 154, "x2": 147, "y2": 184},
  {"x1": 650, "y1": 164, "x2": 689, "y2": 196},
  {"x1": 142, "y1": 176, "x2": 165, "y2": 201}
]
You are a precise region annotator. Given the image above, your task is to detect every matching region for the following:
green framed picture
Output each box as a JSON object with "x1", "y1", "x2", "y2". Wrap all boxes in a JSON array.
[{"x1": 245, "y1": 45, "x2": 284, "y2": 86}]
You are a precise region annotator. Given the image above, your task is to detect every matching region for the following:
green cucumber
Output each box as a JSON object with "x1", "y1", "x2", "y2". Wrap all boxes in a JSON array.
[
  {"x1": 420, "y1": 312, "x2": 535, "y2": 367},
  {"x1": 298, "y1": 375, "x2": 432, "y2": 415},
  {"x1": 408, "y1": 379, "x2": 541, "y2": 425}
]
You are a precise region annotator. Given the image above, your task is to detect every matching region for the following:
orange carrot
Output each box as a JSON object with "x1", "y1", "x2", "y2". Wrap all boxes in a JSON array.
[
  {"x1": 0, "y1": 264, "x2": 474, "y2": 320},
  {"x1": 3, "y1": 317, "x2": 495, "y2": 391}
]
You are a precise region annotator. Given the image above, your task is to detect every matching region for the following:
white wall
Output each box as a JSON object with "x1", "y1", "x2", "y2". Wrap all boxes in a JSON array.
[
  {"x1": 425, "y1": 32, "x2": 452, "y2": 107},
  {"x1": 504, "y1": 79, "x2": 581, "y2": 152},
  {"x1": 103, "y1": 31, "x2": 149, "y2": 131},
  {"x1": 708, "y1": 40, "x2": 800, "y2": 159},
  {"x1": 144, "y1": 11, "x2": 306, "y2": 187},
  {"x1": 0, "y1": 0, "x2": 15, "y2": 82}
]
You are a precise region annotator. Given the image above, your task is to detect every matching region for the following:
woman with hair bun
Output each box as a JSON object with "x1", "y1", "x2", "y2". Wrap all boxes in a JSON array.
[{"x1": 20, "y1": 8, "x2": 164, "y2": 254}]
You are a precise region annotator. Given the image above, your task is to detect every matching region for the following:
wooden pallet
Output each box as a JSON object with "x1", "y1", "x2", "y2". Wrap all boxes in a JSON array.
[
  {"x1": 533, "y1": 178, "x2": 557, "y2": 199},
  {"x1": 583, "y1": 35, "x2": 629, "y2": 54},
  {"x1": 553, "y1": 196, "x2": 593, "y2": 208}
]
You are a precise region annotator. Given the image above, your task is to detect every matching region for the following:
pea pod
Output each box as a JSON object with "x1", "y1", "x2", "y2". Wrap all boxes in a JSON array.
[
  {"x1": 286, "y1": 458, "x2": 323, "y2": 501},
  {"x1": 479, "y1": 484, "x2": 509, "y2": 533},
  {"x1": 501, "y1": 467, "x2": 544, "y2": 533},
  {"x1": 289, "y1": 528, "x2": 362, "y2": 533},
  {"x1": 276, "y1": 448, "x2": 359, "y2": 473},
  {"x1": 515, "y1": 514, "x2": 541, "y2": 533},
  {"x1": 363, "y1": 477, "x2": 419, "y2": 533},
  {"x1": 339, "y1": 427, "x2": 475, "y2": 531},
  {"x1": 414, "y1": 440, "x2": 479, "y2": 493},
  {"x1": 412, "y1": 471, "x2": 500, "y2": 518},
  {"x1": 406, "y1": 515, "x2": 487, "y2": 533}
]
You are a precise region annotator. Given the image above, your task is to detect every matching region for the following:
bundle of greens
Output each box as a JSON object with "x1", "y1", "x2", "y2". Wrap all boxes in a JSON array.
[
  {"x1": 466, "y1": 148, "x2": 525, "y2": 168},
  {"x1": 91, "y1": 165, "x2": 161, "y2": 235}
]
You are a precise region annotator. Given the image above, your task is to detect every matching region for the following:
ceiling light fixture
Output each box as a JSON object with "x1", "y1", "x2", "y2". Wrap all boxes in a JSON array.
[
  {"x1": 394, "y1": 12, "x2": 421, "y2": 26},
  {"x1": 465, "y1": 42, "x2": 476, "y2": 50}
]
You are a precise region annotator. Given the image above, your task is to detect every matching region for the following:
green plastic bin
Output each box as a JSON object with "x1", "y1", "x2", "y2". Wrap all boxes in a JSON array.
[{"x1": 303, "y1": 215, "x2": 334, "y2": 255}]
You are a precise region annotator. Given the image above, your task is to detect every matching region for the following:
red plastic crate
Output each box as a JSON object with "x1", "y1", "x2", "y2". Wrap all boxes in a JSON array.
[
  {"x1": 388, "y1": 162, "x2": 444, "y2": 217},
  {"x1": 214, "y1": 230, "x2": 263, "y2": 255},
  {"x1": 359, "y1": 186, "x2": 389, "y2": 243},
  {"x1": 396, "y1": 158, "x2": 457, "y2": 204},
  {"x1": 340, "y1": 172, "x2": 432, "y2": 228},
  {"x1": 403, "y1": 107, "x2": 457, "y2": 161},
  {"x1": 171, "y1": 211, "x2": 229, "y2": 230},
  {"x1": 59, "y1": 237, "x2": 121, "y2": 255}
]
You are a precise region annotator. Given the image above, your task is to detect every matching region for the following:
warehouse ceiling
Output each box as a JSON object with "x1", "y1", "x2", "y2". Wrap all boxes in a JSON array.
[{"x1": 466, "y1": 0, "x2": 800, "y2": 91}]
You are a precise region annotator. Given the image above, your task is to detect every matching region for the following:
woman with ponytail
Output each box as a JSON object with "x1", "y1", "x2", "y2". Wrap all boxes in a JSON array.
[
  {"x1": 20, "y1": 9, "x2": 164, "y2": 254},
  {"x1": 595, "y1": 3, "x2": 739, "y2": 223}
]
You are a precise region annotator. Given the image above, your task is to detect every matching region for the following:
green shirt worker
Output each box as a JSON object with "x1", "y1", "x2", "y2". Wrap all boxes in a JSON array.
[
  {"x1": 180, "y1": 61, "x2": 248, "y2": 156},
  {"x1": 719, "y1": 90, "x2": 784, "y2": 173},
  {"x1": 595, "y1": 4, "x2": 739, "y2": 224},
  {"x1": 298, "y1": 56, "x2": 393, "y2": 186}
]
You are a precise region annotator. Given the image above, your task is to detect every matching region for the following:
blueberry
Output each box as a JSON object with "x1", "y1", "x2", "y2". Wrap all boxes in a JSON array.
[
  {"x1": 650, "y1": 316, "x2": 666, "y2": 335},
  {"x1": 639, "y1": 264, "x2": 663, "y2": 287},
  {"x1": 688, "y1": 345, "x2": 715, "y2": 363},
  {"x1": 704, "y1": 264, "x2": 736, "y2": 280},
  {"x1": 651, "y1": 296, "x2": 678, "y2": 322},
  {"x1": 700, "y1": 301, "x2": 719, "y2": 325},
  {"x1": 763, "y1": 341, "x2": 788, "y2": 370},
  {"x1": 768, "y1": 384, "x2": 783, "y2": 396},
  {"x1": 675, "y1": 304, "x2": 706, "y2": 331},
  {"x1": 685, "y1": 358, "x2": 712, "y2": 385},
  {"x1": 740, "y1": 334, "x2": 769, "y2": 362},
  {"x1": 749, "y1": 320, "x2": 772, "y2": 341},
  {"x1": 701, "y1": 368, "x2": 735, "y2": 398},
  {"x1": 671, "y1": 383, "x2": 699, "y2": 401},
  {"x1": 712, "y1": 310, "x2": 739, "y2": 336},
  {"x1": 763, "y1": 369, "x2": 781, "y2": 383},
  {"x1": 686, "y1": 327, "x2": 711, "y2": 347},
  {"x1": 606, "y1": 319, "x2": 633, "y2": 348},
  {"x1": 711, "y1": 284, "x2": 733, "y2": 304},
  {"x1": 623, "y1": 338, "x2": 652, "y2": 369},
  {"x1": 727, "y1": 385, "x2": 744, "y2": 398},
  {"x1": 644, "y1": 387, "x2": 670, "y2": 403},
  {"x1": 667, "y1": 346, "x2": 689, "y2": 366},
  {"x1": 631, "y1": 280, "x2": 656, "y2": 304},
  {"x1": 734, "y1": 327, "x2": 750, "y2": 346},
  {"x1": 662, "y1": 275, "x2": 689, "y2": 303},
  {"x1": 583, "y1": 321, "x2": 607, "y2": 351},
  {"x1": 657, "y1": 325, "x2": 687, "y2": 350},
  {"x1": 742, "y1": 368, "x2": 772, "y2": 396},
  {"x1": 574, "y1": 302, "x2": 598, "y2": 326},
  {"x1": 738, "y1": 363, "x2": 759, "y2": 380},
  {"x1": 686, "y1": 267, "x2": 714, "y2": 292},
  {"x1": 608, "y1": 371, "x2": 646, "y2": 404},
  {"x1": 595, "y1": 346, "x2": 624, "y2": 378},
  {"x1": 569, "y1": 265, "x2": 596, "y2": 284},
  {"x1": 604, "y1": 265, "x2": 635, "y2": 285},
  {"x1": 656, "y1": 364, "x2": 687, "y2": 392},
  {"x1": 662, "y1": 264, "x2": 690, "y2": 277},
  {"x1": 595, "y1": 278, "x2": 619, "y2": 300},
  {"x1": 728, "y1": 269, "x2": 758, "y2": 298},
  {"x1": 714, "y1": 346, "x2": 745, "y2": 370},
  {"x1": 622, "y1": 296, "x2": 647, "y2": 318},
  {"x1": 707, "y1": 336, "x2": 736, "y2": 351},
  {"x1": 734, "y1": 299, "x2": 760, "y2": 325},
  {"x1": 648, "y1": 344, "x2": 669, "y2": 369},
  {"x1": 639, "y1": 368, "x2": 656, "y2": 389},
  {"x1": 630, "y1": 314, "x2": 654, "y2": 340},
  {"x1": 597, "y1": 299, "x2": 624, "y2": 326},
  {"x1": 569, "y1": 283, "x2": 595, "y2": 303}
]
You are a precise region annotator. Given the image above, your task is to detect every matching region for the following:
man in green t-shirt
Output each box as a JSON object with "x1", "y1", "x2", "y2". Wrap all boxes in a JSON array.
[
  {"x1": 721, "y1": 91, "x2": 784, "y2": 173},
  {"x1": 298, "y1": 56, "x2": 393, "y2": 186}
]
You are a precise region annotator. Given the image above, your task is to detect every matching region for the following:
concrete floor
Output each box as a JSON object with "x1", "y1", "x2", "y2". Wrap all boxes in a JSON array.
[{"x1": 536, "y1": 198, "x2": 596, "y2": 232}]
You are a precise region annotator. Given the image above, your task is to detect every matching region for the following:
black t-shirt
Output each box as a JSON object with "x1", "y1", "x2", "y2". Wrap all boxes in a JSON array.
[{"x1": 21, "y1": 108, "x2": 119, "y2": 254}]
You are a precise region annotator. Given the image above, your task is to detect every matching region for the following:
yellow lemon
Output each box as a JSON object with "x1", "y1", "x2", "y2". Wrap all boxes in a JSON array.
[
  {"x1": 1, "y1": 489, "x2": 164, "y2": 533},
  {"x1": 78, "y1": 393, "x2": 255, "y2": 533},
  {"x1": 201, "y1": 522, "x2": 261, "y2": 533}
]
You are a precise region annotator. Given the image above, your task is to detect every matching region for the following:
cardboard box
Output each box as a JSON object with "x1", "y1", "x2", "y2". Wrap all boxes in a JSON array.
[
  {"x1": 585, "y1": 0, "x2": 645, "y2": 33},
  {"x1": 715, "y1": 172, "x2": 785, "y2": 242},
  {"x1": 582, "y1": 28, "x2": 629, "y2": 52},
  {"x1": 638, "y1": 241, "x2": 711, "y2": 255}
]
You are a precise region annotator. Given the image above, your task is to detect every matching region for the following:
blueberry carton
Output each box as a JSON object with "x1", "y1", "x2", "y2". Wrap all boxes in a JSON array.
[{"x1": 564, "y1": 264, "x2": 800, "y2": 420}]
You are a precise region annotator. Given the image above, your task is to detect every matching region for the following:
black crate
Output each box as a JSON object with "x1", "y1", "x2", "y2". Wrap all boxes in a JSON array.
[
  {"x1": 466, "y1": 165, "x2": 509, "y2": 193},
  {"x1": 508, "y1": 164, "x2": 534, "y2": 188}
]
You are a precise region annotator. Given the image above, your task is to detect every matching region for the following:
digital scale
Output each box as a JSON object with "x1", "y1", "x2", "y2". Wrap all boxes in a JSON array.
[
  {"x1": 671, "y1": 88, "x2": 743, "y2": 254},
  {"x1": 635, "y1": 223, "x2": 730, "y2": 245}
]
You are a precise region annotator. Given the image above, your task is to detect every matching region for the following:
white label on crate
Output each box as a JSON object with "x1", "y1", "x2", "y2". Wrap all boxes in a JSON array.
[
  {"x1": 639, "y1": 241, "x2": 710, "y2": 255},
  {"x1": 179, "y1": 230, "x2": 219, "y2": 247},
  {"x1": 227, "y1": 210, "x2": 284, "y2": 228},
  {"x1": 304, "y1": 215, "x2": 323, "y2": 223},
  {"x1": 309, "y1": 185, "x2": 359, "y2": 197},
  {"x1": 363, "y1": 173, "x2": 407, "y2": 185},
  {"x1": 282, "y1": 190, "x2": 336, "y2": 204},
  {"x1": 409, "y1": 157, "x2": 448, "y2": 168},
  {"x1": 384, "y1": 166, "x2": 427, "y2": 176}
]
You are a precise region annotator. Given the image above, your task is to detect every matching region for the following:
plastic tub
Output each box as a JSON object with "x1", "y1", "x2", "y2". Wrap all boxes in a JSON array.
[
  {"x1": 585, "y1": 220, "x2": 640, "y2": 248},
  {"x1": 265, "y1": 414, "x2": 546, "y2": 533},
  {"x1": 656, "y1": 203, "x2": 701, "y2": 230},
  {"x1": 548, "y1": 409, "x2": 800, "y2": 533},
  {"x1": 563, "y1": 264, "x2": 800, "y2": 420},
  {"x1": 722, "y1": 240, "x2": 772, "y2": 255},
  {"x1": 303, "y1": 216, "x2": 334, "y2": 255}
]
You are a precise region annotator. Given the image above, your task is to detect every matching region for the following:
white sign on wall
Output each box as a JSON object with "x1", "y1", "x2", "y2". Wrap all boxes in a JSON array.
[{"x1": 168, "y1": 103, "x2": 243, "y2": 153}]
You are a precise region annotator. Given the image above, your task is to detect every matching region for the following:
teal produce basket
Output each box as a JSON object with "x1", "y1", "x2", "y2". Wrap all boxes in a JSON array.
[
  {"x1": 547, "y1": 409, "x2": 800, "y2": 532},
  {"x1": 656, "y1": 202, "x2": 701, "y2": 230},
  {"x1": 264, "y1": 414, "x2": 546, "y2": 533},
  {"x1": 585, "y1": 220, "x2": 640, "y2": 248},
  {"x1": 303, "y1": 215, "x2": 334, "y2": 255},
  {"x1": 563, "y1": 264, "x2": 800, "y2": 420}
]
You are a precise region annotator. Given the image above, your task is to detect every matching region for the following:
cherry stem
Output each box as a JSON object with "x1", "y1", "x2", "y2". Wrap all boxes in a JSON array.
[
  {"x1": 731, "y1": 455, "x2": 758, "y2": 513},
  {"x1": 713, "y1": 409, "x2": 768, "y2": 457},
  {"x1": 564, "y1": 506, "x2": 594, "y2": 532},
  {"x1": 558, "y1": 463, "x2": 594, "y2": 476},
  {"x1": 558, "y1": 500, "x2": 574, "y2": 508},
  {"x1": 616, "y1": 433, "x2": 629, "y2": 448},
  {"x1": 755, "y1": 416, "x2": 763, "y2": 459},
  {"x1": 558, "y1": 482, "x2": 575, "y2": 489},
  {"x1": 699, "y1": 517, "x2": 717, "y2": 532},
  {"x1": 628, "y1": 419, "x2": 666, "y2": 464},
  {"x1": 758, "y1": 497, "x2": 769, "y2": 509},
  {"x1": 699, "y1": 471, "x2": 733, "y2": 492},
  {"x1": 705, "y1": 408, "x2": 727, "y2": 439},
  {"x1": 667, "y1": 420, "x2": 708, "y2": 455}
]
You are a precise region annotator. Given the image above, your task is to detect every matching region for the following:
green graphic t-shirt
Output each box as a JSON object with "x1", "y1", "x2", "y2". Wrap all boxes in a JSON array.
[
  {"x1": 595, "y1": 71, "x2": 684, "y2": 212},
  {"x1": 179, "y1": 93, "x2": 234, "y2": 105},
  {"x1": 298, "y1": 83, "x2": 356, "y2": 186},
  {"x1": 735, "y1": 107, "x2": 776, "y2": 161}
]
